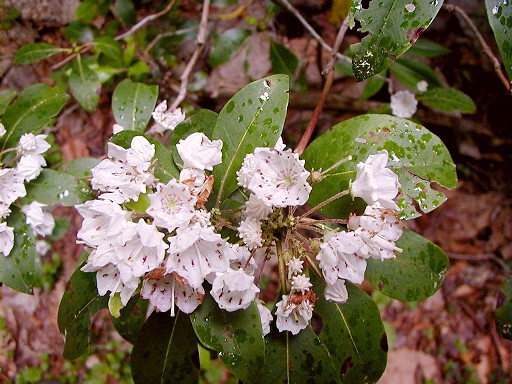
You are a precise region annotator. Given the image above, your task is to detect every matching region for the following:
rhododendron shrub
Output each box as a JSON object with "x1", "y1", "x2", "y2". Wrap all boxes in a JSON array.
[{"x1": 57, "y1": 75, "x2": 457, "y2": 383}]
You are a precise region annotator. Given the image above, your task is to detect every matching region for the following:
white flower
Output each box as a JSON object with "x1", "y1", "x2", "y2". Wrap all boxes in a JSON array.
[
  {"x1": 179, "y1": 168, "x2": 206, "y2": 196},
  {"x1": 274, "y1": 137, "x2": 286, "y2": 151},
  {"x1": 275, "y1": 294, "x2": 313, "y2": 335},
  {"x1": 93, "y1": 263, "x2": 140, "y2": 305},
  {"x1": 0, "y1": 123, "x2": 5, "y2": 138},
  {"x1": 316, "y1": 231, "x2": 367, "y2": 285},
  {"x1": 0, "y1": 168, "x2": 26, "y2": 205},
  {"x1": 147, "y1": 179, "x2": 197, "y2": 231},
  {"x1": 91, "y1": 137, "x2": 155, "y2": 203},
  {"x1": 0, "y1": 203, "x2": 11, "y2": 219},
  {"x1": 112, "y1": 124, "x2": 125, "y2": 134},
  {"x1": 391, "y1": 90, "x2": 418, "y2": 118},
  {"x1": 291, "y1": 274, "x2": 312, "y2": 294},
  {"x1": 325, "y1": 279, "x2": 349, "y2": 303},
  {"x1": 226, "y1": 244, "x2": 257, "y2": 275},
  {"x1": 238, "y1": 217, "x2": 263, "y2": 250},
  {"x1": 22, "y1": 201, "x2": 55, "y2": 237},
  {"x1": 348, "y1": 203, "x2": 403, "y2": 260},
  {"x1": 257, "y1": 302, "x2": 273, "y2": 336},
  {"x1": 237, "y1": 147, "x2": 311, "y2": 208},
  {"x1": 17, "y1": 154, "x2": 46, "y2": 181},
  {"x1": 244, "y1": 194, "x2": 273, "y2": 220},
  {"x1": 141, "y1": 273, "x2": 204, "y2": 315},
  {"x1": 152, "y1": 101, "x2": 186, "y2": 133},
  {"x1": 417, "y1": 80, "x2": 428, "y2": 92},
  {"x1": 176, "y1": 132, "x2": 223, "y2": 170},
  {"x1": 287, "y1": 257, "x2": 303, "y2": 280},
  {"x1": 350, "y1": 150, "x2": 400, "y2": 210},
  {"x1": 211, "y1": 268, "x2": 260, "y2": 312},
  {"x1": 17, "y1": 133, "x2": 51, "y2": 156},
  {"x1": 166, "y1": 224, "x2": 230, "y2": 289},
  {"x1": 0, "y1": 222, "x2": 14, "y2": 257},
  {"x1": 36, "y1": 240, "x2": 51, "y2": 256},
  {"x1": 75, "y1": 198, "x2": 131, "y2": 247}
]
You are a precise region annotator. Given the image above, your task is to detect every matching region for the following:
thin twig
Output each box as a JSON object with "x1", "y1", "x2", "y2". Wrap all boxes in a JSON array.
[
  {"x1": 299, "y1": 190, "x2": 350, "y2": 220},
  {"x1": 295, "y1": 16, "x2": 350, "y2": 155},
  {"x1": 52, "y1": 1, "x2": 176, "y2": 70},
  {"x1": 169, "y1": 0, "x2": 210, "y2": 111},
  {"x1": 275, "y1": 0, "x2": 351, "y2": 64},
  {"x1": 444, "y1": 4, "x2": 511, "y2": 92}
]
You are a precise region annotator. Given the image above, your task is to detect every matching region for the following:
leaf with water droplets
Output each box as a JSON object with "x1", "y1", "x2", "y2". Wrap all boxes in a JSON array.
[
  {"x1": 301, "y1": 114, "x2": 457, "y2": 220},
  {"x1": 131, "y1": 311, "x2": 199, "y2": 383},
  {"x1": 350, "y1": 0, "x2": 444, "y2": 80},
  {"x1": 0, "y1": 208, "x2": 37, "y2": 293},
  {"x1": 486, "y1": 0, "x2": 512, "y2": 81},
  {"x1": 69, "y1": 56, "x2": 101, "y2": 113},
  {"x1": 366, "y1": 229, "x2": 449, "y2": 301},
  {"x1": 212, "y1": 74, "x2": 289, "y2": 207},
  {"x1": 112, "y1": 79, "x2": 158, "y2": 132}
]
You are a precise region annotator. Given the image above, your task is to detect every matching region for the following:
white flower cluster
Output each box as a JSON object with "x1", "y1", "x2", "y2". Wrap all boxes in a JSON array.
[{"x1": 0, "y1": 127, "x2": 55, "y2": 257}]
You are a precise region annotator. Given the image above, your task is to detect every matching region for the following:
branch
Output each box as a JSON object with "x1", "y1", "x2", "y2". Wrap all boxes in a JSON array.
[
  {"x1": 168, "y1": 0, "x2": 210, "y2": 111},
  {"x1": 444, "y1": 3, "x2": 511, "y2": 92},
  {"x1": 295, "y1": 16, "x2": 350, "y2": 155},
  {"x1": 275, "y1": 0, "x2": 351, "y2": 64}
]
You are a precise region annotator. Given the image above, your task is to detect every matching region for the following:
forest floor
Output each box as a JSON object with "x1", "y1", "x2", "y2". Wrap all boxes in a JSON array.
[{"x1": 1, "y1": 0, "x2": 512, "y2": 383}]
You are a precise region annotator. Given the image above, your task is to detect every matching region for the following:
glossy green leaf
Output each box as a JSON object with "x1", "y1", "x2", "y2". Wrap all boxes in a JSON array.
[
  {"x1": 190, "y1": 293, "x2": 265, "y2": 383},
  {"x1": 351, "y1": 0, "x2": 444, "y2": 80},
  {"x1": 112, "y1": 295, "x2": 148, "y2": 343},
  {"x1": 132, "y1": 311, "x2": 199, "y2": 383},
  {"x1": 407, "y1": 38, "x2": 450, "y2": 57},
  {"x1": 209, "y1": 28, "x2": 251, "y2": 67},
  {"x1": 390, "y1": 59, "x2": 443, "y2": 91},
  {"x1": 314, "y1": 281, "x2": 387, "y2": 383},
  {"x1": 92, "y1": 37, "x2": 122, "y2": 61},
  {"x1": 58, "y1": 263, "x2": 108, "y2": 359},
  {"x1": 486, "y1": 0, "x2": 512, "y2": 80},
  {"x1": 417, "y1": 87, "x2": 476, "y2": 114},
  {"x1": 110, "y1": 130, "x2": 179, "y2": 182},
  {"x1": 24, "y1": 169, "x2": 95, "y2": 206},
  {"x1": 366, "y1": 230, "x2": 449, "y2": 301},
  {"x1": 1, "y1": 83, "x2": 69, "y2": 151},
  {"x1": 59, "y1": 157, "x2": 101, "y2": 179},
  {"x1": 361, "y1": 71, "x2": 387, "y2": 99},
  {"x1": 14, "y1": 42, "x2": 68, "y2": 64},
  {"x1": 270, "y1": 41, "x2": 299, "y2": 78},
  {"x1": 301, "y1": 114, "x2": 457, "y2": 219},
  {"x1": 495, "y1": 274, "x2": 512, "y2": 339},
  {"x1": 0, "y1": 89, "x2": 16, "y2": 116},
  {"x1": 262, "y1": 326, "x2": 341, "y2": 384},
  {"x1": 69, "y1": 56, "x2": 101, "y2": 113},
  {"x1": 212, "y1": 74, "x2": 289, "y2": 207},
  {"x1": 112, "y1": 79, "x2": 158, "y2": 132},
  {"x1": 0, "y1": 209, "x2": 37, "y2": 294},
  {"x1": 170, "y1": 109, "x2": 218, "y2": 167}
]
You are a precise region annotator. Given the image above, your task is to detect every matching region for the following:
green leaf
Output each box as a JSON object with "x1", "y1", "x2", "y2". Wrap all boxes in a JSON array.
[
  {"x1": 190, "y1": 293, "x2": 265, "y2": 383},
  {"x1": 262, "y1": 326, "x2": 341, "y2": 384},
  {"x1": 132, "y1": 311, "x2": 199, "y2": 384},
  {"x1": 115, "y1": 0, "x2": 136, "y2": 25},
  {"x1": 417, "y1": 87, "x2": 476, "y2": 114},
  {"x1": 212, "y1": 74, "x2": 289, "y2": 207},
  {"x1": 1, "y1": 83, "x2": 69, "y2": 151},
  {"x1": 389, "y1": 59, "x2": 444, "y2": 90},
  {"x1": 270, "y1": 41, "x2": 299, "y2": 78},
  {"x1": 69, "y1": 56, "x2": 101, "y2": 113},
  {"x1": 24, "y1": 169, "x2": 95, "y2": 206},
  {"x1": 366, "y1": 230, "x2": 449, "y2": 301},
  {"x1": 92, "y1": 37, "x2": 122, "y2": 62},
  {"x1": 407, "y1": 38, "x2": 450, "y2": 57},
  {"x1": 486, "y1": 0, "x2": 512, "y2": 81},
  {"x1": 14, "y1": 42, "x2": 68, "y2": 64},
  {"x1": 59, "y1": 157, "x2": 101, "y2": 179},
  {"x1": 112, "y1": 295, "x2": 148, "y2": 343},
  {"x1": 170, "y1": 109, "x2": 218, "y2": 168},
  {"x1": 112, "y1": 79, "x2": 158, "y2": 132},
  {"x1": 301, "y1": 114, "x2": 457, "y2": 220},
  {"x1": 57, "y1": 263, "x2": 108, "y2": 359},
  {"x1": 76, "y1": 0, "x2": 109, "y2": 24},
  {"x1": 314, "y1": 281, "x2": 387, "y2": 383},
  {"x1": 110, "y1": 130, "x2": 179, "y2": 183},
  {"x1": 0, "y1": 89, "x2": 16, "y2": 117},
  {"x1": 209, "y1": 28, "x2": 251, "y2": 67},
  {"x1": 360, "y1": 71, "x2": 387, "y2": 99},
  {"x1": 351, "y1": 0, "x2": 444, "y2": 80},
  {"x1": 0, "y1": 209, "x2": 37, "y2": 293},
  {"x1": 495, "y1": 274, "x2": 512, "y2": 339}
]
